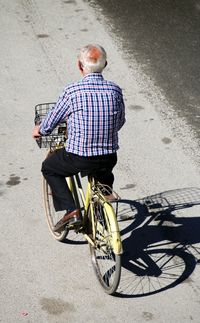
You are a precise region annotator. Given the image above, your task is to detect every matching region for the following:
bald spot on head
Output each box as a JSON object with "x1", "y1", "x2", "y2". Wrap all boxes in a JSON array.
[{"x1": 87, "y1": 47, "x2": 101, "y2": 62}]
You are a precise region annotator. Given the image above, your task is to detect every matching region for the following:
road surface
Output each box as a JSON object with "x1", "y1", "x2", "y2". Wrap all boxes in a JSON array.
[
  {"x1": 0, "y1": 0, "x2": 200, "y2": 322},
  {"x1": 87, "y1": 0, "x2": 200, "y2": 144}
]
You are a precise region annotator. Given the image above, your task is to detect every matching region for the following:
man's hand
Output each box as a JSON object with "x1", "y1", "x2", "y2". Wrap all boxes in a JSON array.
[{"x1": 32, "y1": 125, "x2": 41, "y2": 139}]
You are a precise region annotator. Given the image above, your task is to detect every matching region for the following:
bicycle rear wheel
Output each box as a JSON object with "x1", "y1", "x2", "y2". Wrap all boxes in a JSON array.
[
  {"x1": 43, "y1": 178, "x2": 68, "y2": 241},
  {"x1": 89, "y1": 200, "x2": 121, "y2": 295}
]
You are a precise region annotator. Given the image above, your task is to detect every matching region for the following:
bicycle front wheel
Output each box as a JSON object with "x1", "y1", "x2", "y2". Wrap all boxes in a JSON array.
[
  {"x1": 89, "y1": 200, "x2": 122, "y2": 295},
  {"x1": 43, "y1": 178, "x2": 68, "y2": 241}
]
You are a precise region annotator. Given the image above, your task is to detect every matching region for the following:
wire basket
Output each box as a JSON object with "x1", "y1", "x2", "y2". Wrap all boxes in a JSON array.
[{"x1": 34, "y1": 102, "x2": 67, "y2": 149}]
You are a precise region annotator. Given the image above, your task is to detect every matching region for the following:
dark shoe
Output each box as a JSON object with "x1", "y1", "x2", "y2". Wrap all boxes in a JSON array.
[{"x1": 53, "y1": 209, "x2": 82, "y2": 232}]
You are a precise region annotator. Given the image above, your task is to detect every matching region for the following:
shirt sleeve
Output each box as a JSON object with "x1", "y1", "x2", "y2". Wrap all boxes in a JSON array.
[
  {"x1": 39, "y1": 89, "x2": 70, "y2": 135},
  {"x1": 117, "y1": 93, "x2": 126, "y2": 131}
]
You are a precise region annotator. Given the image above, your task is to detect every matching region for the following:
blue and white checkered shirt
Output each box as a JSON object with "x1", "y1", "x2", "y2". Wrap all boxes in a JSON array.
[{"x1": 40, "y1": 73, "x2": 125, "y2": 156}]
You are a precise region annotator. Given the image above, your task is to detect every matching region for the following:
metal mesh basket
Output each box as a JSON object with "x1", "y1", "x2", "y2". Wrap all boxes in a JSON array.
[{"x1": 34, "y1": 102, "x2": 67, "y2": 149}]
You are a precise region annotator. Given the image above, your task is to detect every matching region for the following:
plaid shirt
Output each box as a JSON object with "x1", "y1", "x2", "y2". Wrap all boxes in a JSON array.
[{"x1": 40, "y1": 73, "x2": 125, "y2": 156}]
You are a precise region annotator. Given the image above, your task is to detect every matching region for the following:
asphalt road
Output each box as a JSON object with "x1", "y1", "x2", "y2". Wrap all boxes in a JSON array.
[
  {"x1": 87, "y1": 0, "x2": 200, "y2": 141},
  {"x1": 0, "y1": 0, "x2": 200, "y2": 322}
]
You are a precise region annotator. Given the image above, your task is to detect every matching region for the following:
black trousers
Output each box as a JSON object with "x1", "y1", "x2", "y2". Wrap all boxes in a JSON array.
[{"x1": 41, "y1": 148, "x2": 117, "y2": 212}]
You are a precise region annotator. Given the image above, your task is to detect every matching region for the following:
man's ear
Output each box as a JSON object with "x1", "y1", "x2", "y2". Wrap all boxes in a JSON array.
[{"x1": 78, "y1": 60, "x2": 83, "y2": 72}]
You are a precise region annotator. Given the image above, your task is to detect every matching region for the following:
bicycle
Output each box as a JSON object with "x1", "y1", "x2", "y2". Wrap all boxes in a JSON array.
[{"x1": 34, "y1": 102, "x2": 123, "y2": 295}]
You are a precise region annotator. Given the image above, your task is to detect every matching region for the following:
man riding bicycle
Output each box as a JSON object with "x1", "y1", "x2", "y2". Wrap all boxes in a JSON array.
[{"x1": 32, "y1": 44, "x2": 125, "y2": 232}]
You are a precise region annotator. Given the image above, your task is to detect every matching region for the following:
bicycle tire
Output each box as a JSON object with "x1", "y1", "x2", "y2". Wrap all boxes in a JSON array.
[
  {"x1": 89, "y1": 200, "x2": 122, "y2": 295},
  {"x1": 43, "y1": 178, "x2": 68, "y2": 241}
]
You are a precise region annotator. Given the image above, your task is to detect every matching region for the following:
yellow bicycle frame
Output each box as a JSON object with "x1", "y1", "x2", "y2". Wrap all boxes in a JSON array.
[{"x1": 67, "y1": 175, "x2": 123, "y2": 255}]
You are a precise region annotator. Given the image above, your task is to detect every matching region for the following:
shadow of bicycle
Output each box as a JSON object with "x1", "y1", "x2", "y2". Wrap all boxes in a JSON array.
[{"x1": 112, "y1": 187, "x2": 200, "y2": 298}]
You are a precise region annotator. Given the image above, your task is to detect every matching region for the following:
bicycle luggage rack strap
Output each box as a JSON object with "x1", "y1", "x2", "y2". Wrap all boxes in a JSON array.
[{"x1": 34, "y1": 102, "x2": 67, "y2": 149}]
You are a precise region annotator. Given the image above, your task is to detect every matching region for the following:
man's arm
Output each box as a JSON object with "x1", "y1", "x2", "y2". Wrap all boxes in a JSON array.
[
  {"x1": 39, "y1": 90, "x2": 70, "y2": 136},
  {"x1": 117, "y1": 95, "x2": 126, "y2": 131}
]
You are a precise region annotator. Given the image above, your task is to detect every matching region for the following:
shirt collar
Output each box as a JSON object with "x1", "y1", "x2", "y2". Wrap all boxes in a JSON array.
[{"x1": 82, "y1": 73, "x2": 104, "y2": 82}]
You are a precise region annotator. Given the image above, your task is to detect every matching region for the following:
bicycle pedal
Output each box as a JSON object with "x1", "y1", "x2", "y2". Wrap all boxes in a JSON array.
[
  {"x1": 74, "y1": 226, "x2": 80, "y2": 233},
  {"x1": 67, "y1": 219, "x2": 82, "y2": 230}
]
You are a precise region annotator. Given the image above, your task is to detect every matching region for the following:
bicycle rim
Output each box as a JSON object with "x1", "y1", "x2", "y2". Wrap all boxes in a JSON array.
[
  {"x1": 89, "y1": 201, "x2": 121, "y2": 295},
  {"x1": 43, "y1": 178, "x2": 68, "y2": 241}
]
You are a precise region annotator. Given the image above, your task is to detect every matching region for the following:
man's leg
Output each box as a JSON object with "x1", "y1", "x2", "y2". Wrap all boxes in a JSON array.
[
  {"x1": 94, "y1": 169, "x2": 114, "y2": 188},
  {"x1": 94, "y1": 153, "x2": 118, "y2": 198},
  {"x1": 41, "y1": 148, "x2": 78, "y2": 212}
]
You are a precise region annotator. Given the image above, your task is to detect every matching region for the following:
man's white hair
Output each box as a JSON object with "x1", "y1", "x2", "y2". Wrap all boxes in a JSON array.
[{"x1": 78, "y1": 44, "x2": 107, "y2": 73}]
